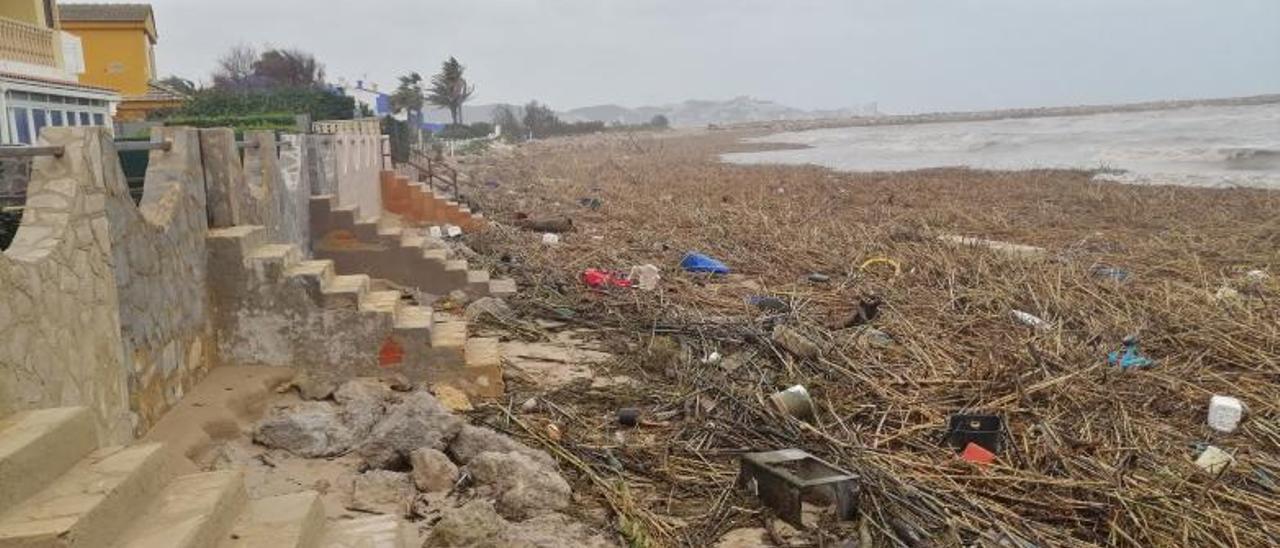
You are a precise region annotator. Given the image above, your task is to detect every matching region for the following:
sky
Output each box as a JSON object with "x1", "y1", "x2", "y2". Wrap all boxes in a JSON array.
[{"x1": 144, "y1": 0, "x2": 1280, "y2": 114}]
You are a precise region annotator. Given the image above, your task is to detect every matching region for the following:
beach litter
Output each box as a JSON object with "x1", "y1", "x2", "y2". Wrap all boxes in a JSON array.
[
  {"x1": 1207, "y1": 395, "x2": 1245, "y2": 433},
  {"x1": 628, "y1": 264, "x2": 661, "y2": 290},
  {"x1": 1011, "y1": 309, "x2": 1052, "y2": 331},
  {"x1": 541, "y1": 233, "x2": 560, "y2": 246},
  {"x1": 1195, "y1": 445, "x2": 1235, "y2": 475},
  {"x1": 681, "y1": 252, "x2": 730, "y2": 274},
  {"x1": 769, "y1": 385, "x2": 817, "y2": 422},
  {"x1": 580, "y1": 268, "x2": 633, "y2": 289},
  {"x1": 1108, "y1": 336, "x2": 1154, "y2": 369}
]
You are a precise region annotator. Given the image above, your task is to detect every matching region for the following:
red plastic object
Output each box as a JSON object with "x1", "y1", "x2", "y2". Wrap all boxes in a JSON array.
[
  {"x1": 581, "y1": 268, "x2": 633, "y2": 289},
  {"x1": 960, "y1": 442, "x2": 996, "y2": 464}
]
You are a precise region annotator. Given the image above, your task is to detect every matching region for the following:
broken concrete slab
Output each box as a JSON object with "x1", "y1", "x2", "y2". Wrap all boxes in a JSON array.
[
  {"x1": 349, "y1": 469, "x2": 413, "y2": 515},
  {"x1": 410, "y1": 448, "x2": 459, "y2": 493},
  {"x1": 357, "y1": 391, "x2": 462, "y2": 470},
  {"x1": 467, "y1": 451, "x2": 571, "y2": 520},
  {"x1": 334, "y1": 378, "x2": 392, "y2": 436},
  {"x1": 253, "y1": 401, "x2": 355, "y2": 458}
]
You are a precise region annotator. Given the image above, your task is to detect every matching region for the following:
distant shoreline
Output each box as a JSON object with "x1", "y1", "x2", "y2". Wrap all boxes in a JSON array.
[{"x1": 719, "y1": 93, "x2": 1280, "y2": 132}]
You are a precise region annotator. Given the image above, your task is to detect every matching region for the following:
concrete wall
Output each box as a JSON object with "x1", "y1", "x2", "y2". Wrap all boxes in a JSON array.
[
  {"x1": 0, "y1": 128, "x2": 132, "y2": 443},
  {"x1": 303, "y1": 133, "x2": 382, "y2": 222}
]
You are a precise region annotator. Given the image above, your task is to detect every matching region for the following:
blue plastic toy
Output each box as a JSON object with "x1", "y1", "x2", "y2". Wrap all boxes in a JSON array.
[
  {"x1": 1108, "y1": 336, "x2": 1154, "y2": 369},
  {"x1": 680, "y1": 252, "x2": 730, "y2": 275}
]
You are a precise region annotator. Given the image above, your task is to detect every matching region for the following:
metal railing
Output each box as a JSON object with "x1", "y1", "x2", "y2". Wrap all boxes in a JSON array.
[
  {"x1": 407, "y1": 148, "x2": 459, "y2": 200},
  {"x1": 0, "y1": 15, "x2": 58, "y2": 67}
]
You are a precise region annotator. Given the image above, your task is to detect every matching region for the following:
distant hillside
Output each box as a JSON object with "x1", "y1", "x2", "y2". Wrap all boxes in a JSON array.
[{"x1": 423, "y1": 97, "x2": 879, "y2": 127}]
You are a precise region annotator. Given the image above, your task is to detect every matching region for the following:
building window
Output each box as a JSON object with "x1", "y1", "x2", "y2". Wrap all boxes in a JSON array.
[
  {"x1": 33, "y1": 109, "x2": 48, "y2": 137},
  {"x1": 66, "y1": 111, "x2": 78, "y2": 126},
  {"x1": 93, "y1": 113, "x2": 104, "y2": 126},
  {"x1": 51, "y1": 111, "x2": 64, "y2": 126},
  {"x1": 79, "y1": 112, "x2": 91, "y2": 126},
  {"x1": 12, "y1": 108, "x2": 32, "y2": 144}
]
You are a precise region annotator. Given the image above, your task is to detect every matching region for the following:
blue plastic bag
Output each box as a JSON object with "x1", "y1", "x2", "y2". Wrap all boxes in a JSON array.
[
  {"x1": 1107, "y1": 336, "x2": 1154, "y2": 370},
  {"x1": 680, "y1": 252, "x2": 730, "y2": 274}
]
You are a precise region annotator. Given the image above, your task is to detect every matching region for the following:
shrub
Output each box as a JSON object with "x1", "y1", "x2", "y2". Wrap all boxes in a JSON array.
[
  {"x1": 167, "y1": 87, "x2": 354, "y2": 121},
  {"x1": 162, "y1": 113, "x2": 300, "y2": 132}
]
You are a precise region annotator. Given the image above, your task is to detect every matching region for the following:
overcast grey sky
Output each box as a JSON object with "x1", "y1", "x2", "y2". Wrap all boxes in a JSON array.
[{"x1": 147, "y1": 0, "x2": 1279, "y2": 113}]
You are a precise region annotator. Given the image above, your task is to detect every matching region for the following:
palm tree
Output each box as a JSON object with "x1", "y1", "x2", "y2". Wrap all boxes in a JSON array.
[
  {"x1": 426, "y1": 57, "x2": 475, "y2": 125},
  {"x1": 390, "y1": 72, "x2": 426, "y2": 128}
]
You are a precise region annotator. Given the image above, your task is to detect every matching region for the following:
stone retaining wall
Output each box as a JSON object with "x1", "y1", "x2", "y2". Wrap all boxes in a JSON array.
[{"x1": 303, "y1": 133, "x2": 382, "y2": 223}]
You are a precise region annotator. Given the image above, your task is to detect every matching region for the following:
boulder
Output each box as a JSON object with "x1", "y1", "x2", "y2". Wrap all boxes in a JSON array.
[
  {"x1": 424, "y1": 500, "x2": 615, "y2": 548},
  {"x1": 278, "y1": 370, "x2": 338, "y2": 400},
  {"x1": 349, "y1": 470, "x2": 413, "y2": 515},
  {"x1": 467, "y1": 451, "x2": 571, "y2": 520},
  {"x1": 410, "y1": 448, "x2": 460, "y2": 493},
  {"x1": 334, "y1": 378, "x2": 391, "y2": 435},
  {"x1": 252, "y1": 401, "x2": 353, "y2": 458},
  {"x1": 357, "y1": 390, "x2": 462, "y2": 470},
  {"x1": 448, "y1": 424, "x2": 557, "y2": 470}
]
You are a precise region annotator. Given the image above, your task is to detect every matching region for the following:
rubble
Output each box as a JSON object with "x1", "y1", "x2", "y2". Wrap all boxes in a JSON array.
[
  {"x1": 333, "y1": 378, "x2": 391, "y2": 435},
  {"x1": 357, "y1": 391, "x2": 463, "y2": 469},
  {"x1": 253, "y1": 401, "x2": 354, "y2": 458},
  {"x1": 467, "y1": 451, "x2": 572, "y2": 519},
  {"x1": 410, "y1": 448, "x2": 460, "y2": 493},
  {"x1": 464, "y1": 296, "x2": 516, "y2": 322},
  {"x1": 277, "y1": 370, "x2": 338, "y2": 400},
  {"x1": 424, "y1": 500, "x2": 615, "y2": 548},
  {"x1": 349, "y1": 470, "x2": 413, "y2": 515},
  {"x1": 449, "y1": 424, "x2": 558, "y2": 469}
]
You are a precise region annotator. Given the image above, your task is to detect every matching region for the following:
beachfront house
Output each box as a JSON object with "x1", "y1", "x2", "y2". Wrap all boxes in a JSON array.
[
  {"x1": 0, "y1": 0, "x2": 119, "y2": 145},
  {"x1": 59, "y1": 2, "x2": 185, "y2": 122}
]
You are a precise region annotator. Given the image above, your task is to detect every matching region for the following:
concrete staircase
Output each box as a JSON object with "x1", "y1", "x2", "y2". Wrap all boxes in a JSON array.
[
  {"x1": 208, "y1": 225, "x2": 505, "y2": 400},
  {"x1": 310, "y1": 193, "x2": 515, "y2": 298},
  {"x1": 0, "y1": 407, "x2": 410, "y2": 548}
]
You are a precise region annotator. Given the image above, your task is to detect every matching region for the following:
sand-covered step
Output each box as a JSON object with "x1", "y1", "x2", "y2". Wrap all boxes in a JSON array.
[
  {"x1": 487, "y1": 279, "x2": 517, "y2": 296},
  {"x1": 110, "y1": 470, "x2": 246, "y2": 548},
  {"x1": 0, "y1": 443, "x2": 174, "y2": 548},
  {"x1": 421, "y1": 249, "x2": 449, "y2": 263},
  {"x1": 321, "y1": 275, "x2": 371, "y2": 309},
  {"x1": 429, "y1": 318, "x2": 467, "y2": 350},
  {"x1": 0, "y1": 407, "x2": 97, "y2": 514},
  {"x1": 321, "y1": 515, "x2": 407, "y2": 548},
  {"x1": 285, "y1": 260, "x2": 335, "y2": 284},
  {"x1": 216, "y1": 491, "x2": 323, "y2": 548},
  {"x1": 206, "y1": 226, "x2": 267, "y2": 263},
  {"x1": 246, "y1": 244, "x2": 302, "y2": 280},
  {"x1": 359, "y1": 290, "x2": 403, "y2": 314},
  {"x1": 394, "y1": 305, "x2": 433, "y2": 332}
]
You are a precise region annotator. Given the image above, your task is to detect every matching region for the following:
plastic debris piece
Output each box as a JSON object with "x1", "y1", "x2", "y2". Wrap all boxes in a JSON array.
[
  {"x1": 808, "y1": 273, "x2": 831, "y2": 283},
  {"x1": 747, "y1": 295, "x2": 790, "y2": 314},
  {"x1": 948, "y1": 415, "x2": 1003, "y2": 453},
  {"x1": 629, "y1": 264, "x2": 661, "y2": 290},
  {"x1": 680, "y1": 252, "x2": 730, "y2": 274},
  {"x1": 444, "y1": 224, "x2": 463, "y2": 238},
  {"x1": 581, "y1": 268, "x2": 633, "y2": 289},
  {"x1": 1091, "y1": 265, "x2": 1130, "y2": 282},
  {"x1": 1208, "y1": 395, "x2": 1245, "y2": 433},
  {"x1": 859, "y1": 257, "x2": 902, "y2": 277},
  {"x1": 1108, "y1": 336, "x2": 1154, "y2": 369},
  {"x1": 701, "y1": 352, "x2": 722, "y2": 365},
  {"x1": 961, "y1": 442, "x2": 997, "y2": 464},
  {"x1": 545, "y1": 423, "x2": 562, "y2": 442},
  {"x1": 1195, "y1": 445, "x2": 1235, "y2": 475},
  {"x1": 769, "y1": 385, "x2": 816, "y2": 422},
  {"x1": 1011, "y1": 310, "x2": 1052, "y2": 331},
  {"x1": 428, "y1": 226, "x2": 443, "y2": 239},
  {"x1": 541, "y1": 233, "x2": 560, "y2": 246}
]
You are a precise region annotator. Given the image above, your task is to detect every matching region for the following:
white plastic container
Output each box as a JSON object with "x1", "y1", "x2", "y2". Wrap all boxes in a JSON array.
[
  {"x1": 629, "y1": 264, "x2": 660, "y2": 290},
  {"x1": 1011, "y1": 310, "x2": 1052, "y2": 331},
  {"x1": 1195, "y1": 445, "x2": 1235, "y2": 475},
  {"x1": 1208, "y1": 395, "x2": 1245, "y2": 433},
  {"x1": 445, "y1": 225, "x2": 463, "y2": 238},
  {"x1": 541, "y1": 233, "x2": 560, "y2": 246}
]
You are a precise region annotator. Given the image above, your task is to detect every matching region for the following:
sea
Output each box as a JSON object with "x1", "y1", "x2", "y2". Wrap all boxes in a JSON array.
[{"x1": 722, "y1": 103, "x2": 1280, "y2": 189}]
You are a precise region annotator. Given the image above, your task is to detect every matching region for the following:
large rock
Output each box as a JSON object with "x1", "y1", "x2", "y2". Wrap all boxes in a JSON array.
[
  {"x1": 253, "y1": 401, "x2": 354, "y2": 458},
  {"x1": 334, "y1": 378, "x2": 391, "y2": 435},
  {"x1": 357, "y1": 390, "x2": 462, "y2": 469},
  {"x1": 410, "y1": 448, "x2": 459, "y2": 493},
  {"x1": 467, "y1": 451, "x2": 571, "y2": 520},
  {"x1": 349, "y1": 470, "x2": 412, "y2": 515},
  {"x1": 424, "y1": 500, "x2": 615, "y2": 548},
  {"x1": 448, "y1": 425, "x2": 557, "y2": 470}
]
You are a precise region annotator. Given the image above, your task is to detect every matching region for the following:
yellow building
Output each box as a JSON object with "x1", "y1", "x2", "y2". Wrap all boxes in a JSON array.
[
  {"x1": 59, "y1": 2, "x2": 184, "y2": 121},
  {"x1": 0, "y1": 0, "x2": 118, "y2": 145}
]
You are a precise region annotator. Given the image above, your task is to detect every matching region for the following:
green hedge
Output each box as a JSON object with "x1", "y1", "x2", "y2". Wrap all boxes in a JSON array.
[
  {"x1": 164, "y1": 87, "x2": 354, "y2": 121},
  {"x1": 162, "y1": 113, "x2": 299, "y2": 131}
]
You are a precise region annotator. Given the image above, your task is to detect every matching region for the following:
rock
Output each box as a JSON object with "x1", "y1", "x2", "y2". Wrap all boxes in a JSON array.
[
  {"x1": 449, "y1": 424, "x2": 557, "y2": 469},
  {"x1": 423, "y1": 500, "x2": 509, "y2": 547},
  {"x1": 278, "y1": 371, "x2": 337, "y2": 400},
  {"x1": 357, "y1": 390, "x2": 463, "y2": 470},
  {"x1": 467, "y1": 451, "x2": 571, "y2": 520},
  {"x1": 253, "y1": 402, "x2": 353, "y2": 458},
  {"x1": 432, "y1": 384, "x2": 473, "y2": 412},
  {"x1": 410, "y1": 448, "x2": 459, "y2": 493},
  {"x1": 465, "y1": 297, "x2": 515, "y2": 323},
  {"x1": 334, "y1": 378, "x2": 391, "y2": 435},
  {"x1": 424, "y1": 500, "x2": 614, "y2": 548},
  {"x1": 348, "y1": 470, "x2": 412, "y2": 515},
  {"x1": 771, "y1": 324, "x2": 821, "y2": 359}
]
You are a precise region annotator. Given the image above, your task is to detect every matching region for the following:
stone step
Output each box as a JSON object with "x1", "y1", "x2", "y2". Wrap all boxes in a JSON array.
[
  {"x1": 393, "y1": 305, "x2": 433, "y2": 332},
  {"x1": 444, "y1": 260, "x2": 468, "y2": 273},
  {"x1": 359, "y1": 290, "x2": 402, "y2": 314},
  {"x1": 464, "y1": 337, "x2": 501, "y2": 369},
  {"x1": 285, "y1": 260, "x2": 335, "y2": 285},
  {"x1": 0, "y1": 442, "x2": 175, "y2": 548},
  {"x1": 110, "y1": 470, "x2": 247, "y2": 548},
  {"x1": 377, "y1": 226, "x2": 403, "y2": 239},
  {"x1": 247, "y1": 244, "x2": 302, "y2": 281},
  {"x1": 321, "y1": 275, "x2": 371, "y2": 309},
  {"x1": 487, "y1": 278, "x2": 517, "y2": 297},
  {"x1": 207, "y1": 226, "x2": 267, "y2": 265},
  {"x1": 320, "y1": 515, "x2": 407, "y2": 548},
  {"x1": 430, "y1": 317, "x2": 467, "y2": 350},
  {"x1": 399, "y1": 234, "x2": 425, "y2": 249},
  {"x1": 465, "y1": 270, "x2": 490, "y2": 284},
  {"x1": 421, "y1": 249, "x2": 448, "y2": 263},
  {"x1": 216, "y1": 491, "x2": 324, "y2": 548},
  {"x1": 0, "y1": 408, "x2": 97, "y2": 515}
]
